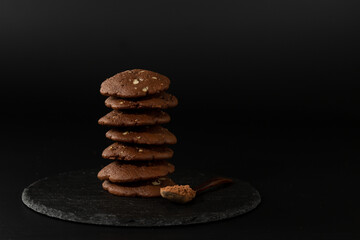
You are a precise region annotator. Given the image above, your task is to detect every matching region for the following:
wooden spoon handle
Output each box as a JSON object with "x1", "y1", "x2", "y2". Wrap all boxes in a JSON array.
[{"x1": 194, "y1": 177, "x2": 233, "y2": 193}]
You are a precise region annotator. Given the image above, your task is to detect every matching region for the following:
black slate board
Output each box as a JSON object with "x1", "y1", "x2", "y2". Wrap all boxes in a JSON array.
[{"x1": 22, "y1": 169, "x2": 261, "y2": 227}]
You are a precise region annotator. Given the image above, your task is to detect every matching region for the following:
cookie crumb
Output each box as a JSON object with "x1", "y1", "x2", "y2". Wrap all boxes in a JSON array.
[
  {"x1": 152, "y1": 180, "x2": 161, "y2": 185},
  {"x1": 142, "y1": 87, "x2": 149, "y2": 92}
]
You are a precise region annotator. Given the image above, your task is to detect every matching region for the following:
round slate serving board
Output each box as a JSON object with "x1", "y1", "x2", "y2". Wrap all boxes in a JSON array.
[{"x1": 22, "y1": 169, "x2": 261, "y2": 227}]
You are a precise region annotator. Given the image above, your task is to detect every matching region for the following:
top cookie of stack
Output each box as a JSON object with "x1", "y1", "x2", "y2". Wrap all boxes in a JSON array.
[
  {"x1": 98, "y1": 69, "x2": 178, "y2": 197},
  {"x1": 101, "y1": 69, "x2": 172, "y2": 98}
]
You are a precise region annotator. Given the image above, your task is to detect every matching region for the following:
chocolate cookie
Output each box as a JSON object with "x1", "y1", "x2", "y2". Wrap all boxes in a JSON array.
[
  {"x1": 98, "y1": 110, "x2": 170, "y2": 127},
  {"x1": 102, "y1": 177, "x2": 175, "y2": 197},
  {"x1": 100, "y1": 69, "x2": 170, "y2": 98},
  {"x1": 102, "y1": 142, "x2": 174, "y2": 161},
  {"x1": 97, "y1": 160, "x2": 175, "y2": 183},
  {"x1": 104, "y1": 92, "x2": 178, "y2": 110},
  {"x1": 105, "y1": 126, "x2": 177, "y2": 145}
]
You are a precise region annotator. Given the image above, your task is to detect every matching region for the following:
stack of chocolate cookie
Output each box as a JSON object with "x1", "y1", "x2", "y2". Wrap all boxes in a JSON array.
[{"x1": 97, "y1": 69, "x2": 178, "y2": 197}]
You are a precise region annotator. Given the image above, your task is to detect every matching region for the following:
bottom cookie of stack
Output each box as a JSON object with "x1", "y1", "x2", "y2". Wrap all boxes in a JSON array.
[{"x1": 102, "y1": 178, "x2": 175, "y2": 197}]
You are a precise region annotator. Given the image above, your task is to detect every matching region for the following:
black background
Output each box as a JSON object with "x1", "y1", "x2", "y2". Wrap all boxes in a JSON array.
[{"x1": 1, "y1": 0, "x2": 360, "y2": 239}]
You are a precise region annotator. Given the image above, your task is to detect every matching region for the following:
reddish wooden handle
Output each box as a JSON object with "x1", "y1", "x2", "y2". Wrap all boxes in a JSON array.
[{"x1": 194, "y1": 177, "x2": 233, "y2": 193}]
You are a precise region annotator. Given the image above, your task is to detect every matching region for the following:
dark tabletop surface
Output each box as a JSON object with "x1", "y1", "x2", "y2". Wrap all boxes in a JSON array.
[{"x1": 1, "y1": 0, "x2": 360, "y2": 239}]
